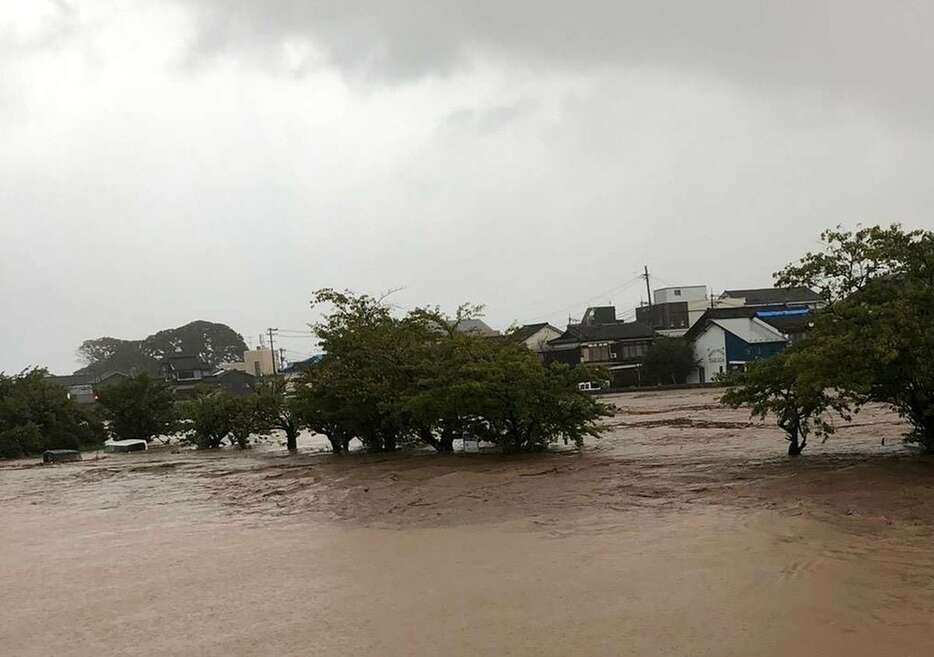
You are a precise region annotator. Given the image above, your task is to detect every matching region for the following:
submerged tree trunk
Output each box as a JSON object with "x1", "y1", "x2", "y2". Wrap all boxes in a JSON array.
[
  {"x1": 786, "y1": 420, "x2": 806, "y2": 457},
  {"x1": 438, "y1": 425, "x2": 456, "y2": 453},
  {"x1": 285, "y1": 427, "x2": 298, "y2": 452},
  {"x1": 904, "y1": 401, "x2": 934, "y2": 453},
  {"x1": 382, "y1": 433, "x2": 398, "y2": 452},
  {"x1": 325, "y1": 433, "x2": 343, "y2": 454},
  {"x1": 417, "y1": 426, "x2": 441, "y2": 451}
]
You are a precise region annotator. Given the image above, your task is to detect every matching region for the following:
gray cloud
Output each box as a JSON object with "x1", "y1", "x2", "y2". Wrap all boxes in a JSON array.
[
  {"x1": 2, "y1": 2, "x2": 934, "y2": 374},
  {"x1": 175, "y1": 1, "x2": 934, "y2": 117}
]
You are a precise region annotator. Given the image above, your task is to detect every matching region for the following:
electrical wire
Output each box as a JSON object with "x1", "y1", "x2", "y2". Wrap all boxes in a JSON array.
[{"x1": 522, "y1": 274, "x2": 644, "y2": 322}]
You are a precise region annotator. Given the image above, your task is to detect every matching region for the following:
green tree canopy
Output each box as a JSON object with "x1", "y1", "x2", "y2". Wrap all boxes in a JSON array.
[
  {"x1": 76, "y1": 320, "x2": 248, "y2": 376},
  {"x1": 776, "y1": 224, "x2": 934, "y2": 450},
  {"x1": 721, "y1": 347, "x2": 853, "y2": 456},
  {"x1": 0, "y1": 368, "x2": 105, "y2": 458},
  {"x1": 256, "y1": 376, "x2": 305, "y2": 451},
  {"x1": 641, "y1": 337, "x2": 697, "y2": 385},
  {"x1": 181, "y1": 391, "x2": 235, "y2": 449},
  {"x1": 293, "y1": 289, "x2": 611, "y2": 454},
  {"x1": 97, "y1": 373, "x2": 177, "y2": 442}
]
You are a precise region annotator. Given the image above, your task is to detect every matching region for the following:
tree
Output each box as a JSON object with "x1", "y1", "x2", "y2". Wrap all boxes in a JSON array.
[
  {"x1": 181, "y1": 390, "x2": 260, "y2": 449},
  {"x1": 75, "y1": 320, "x2": 248, "y2": 377},
  {"x1": 776, "y1": 224, "x2": 934, "y2": 450},
  {"x1": 0, "y1": 368, "x2": 105, "y2": 458},
  {"x1": 227, "y1": 394, "x2": 260, "y2": 449},
  {"x1": 297, "y1": 289, "x2": 612, "y2": 455},
  {"x1": 291, "y1": 364, "x2": 355, "y2": 454},
  {"x1": 641, "y1": 337, "x2": 697, "y2": 385},
  {"x1": 721, "y1": 348, "x2": 853, "y2": 456},
  {"x1": 181, "y1": 391, "x2": 233, "y2": 449},
  {"x1": 307, "y1": 288, "x2": 431, "y2": 452},
  {"x1": 402, "y1": 304, "x2": 490, "y2": 453},
  {"x1": 256, "y1": 376, "x2": 304, "y2": 451},
  {"x1": 461, "y1": 339, "x2": 612, "y2": 453},
  {"x1": 97, "y1": 373, "x2": 177, "y2": 442}
]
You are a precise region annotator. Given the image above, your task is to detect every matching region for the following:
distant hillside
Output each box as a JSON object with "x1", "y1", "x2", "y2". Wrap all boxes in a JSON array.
[{"x1": 74, "y1": 321, "x2": 248, "y2": 376}]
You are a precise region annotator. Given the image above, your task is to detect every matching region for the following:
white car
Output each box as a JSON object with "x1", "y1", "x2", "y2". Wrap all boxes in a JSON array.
[
  {"x1": 577, "y1": 381, "x2": 609, "y2": 392},
  {"x1": 104, "y1": 438, "x2": 148, "y2": 453}
]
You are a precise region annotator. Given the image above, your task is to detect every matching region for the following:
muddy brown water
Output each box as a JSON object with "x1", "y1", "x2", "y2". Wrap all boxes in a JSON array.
[{"x1": 3, "y1": 389, "x2": 934, "y2": 656}]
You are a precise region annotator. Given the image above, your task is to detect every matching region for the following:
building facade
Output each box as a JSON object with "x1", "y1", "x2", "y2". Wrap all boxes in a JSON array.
[
  {"x1": 511, "y1": 323, "x2": 563, "y2": 358},
  {"x1": 220, "y1": 348, "x2": 277, "y2": 378},
  {"x1": 545, "y1": 306, "x2": 656, "y2": 387},
  {"x1": 684, "y1": 305, "x2": 816, "y2": 383},
  {"x1": 635, "y1": 285, "x2": 710, "y2": 337},
  {"x1": 45, "y1": 371, "x2": 129, "y2": 404}
]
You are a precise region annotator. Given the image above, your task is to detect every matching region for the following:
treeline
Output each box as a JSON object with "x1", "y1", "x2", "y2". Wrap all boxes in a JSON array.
[
  {"x1": 1, "y1": 291, "x2": 610, "y2": 458},
  {"x1": 0, "y1": 369, "x2": 106, "y2": 458},
  {"x1": 292, "y1": 289, "x2": 611, "y2": 453},
  {"x1": 723, "y1": 224, "x2": 934, "y2": 455}
]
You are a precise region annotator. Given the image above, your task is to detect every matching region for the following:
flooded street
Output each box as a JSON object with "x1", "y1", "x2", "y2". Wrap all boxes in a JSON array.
[{"x1": 3, "y1": 389, "x2": 934, "y2": 656}]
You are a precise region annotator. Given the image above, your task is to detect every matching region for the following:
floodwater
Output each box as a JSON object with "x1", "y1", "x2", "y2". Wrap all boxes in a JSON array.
[{"x1": 3, "y1": 389, "x2": 934, "y2": 656}]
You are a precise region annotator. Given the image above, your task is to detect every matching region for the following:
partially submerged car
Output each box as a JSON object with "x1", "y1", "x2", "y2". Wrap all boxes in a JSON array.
[
  {"x1": 42, "y1": 449, "x2": 82, "y2": 464},
  {"x1": 104, "y1": 439, "x2": 148, "y2": 453}
]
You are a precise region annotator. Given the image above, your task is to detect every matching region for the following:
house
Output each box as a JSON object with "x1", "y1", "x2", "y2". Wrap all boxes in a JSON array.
[
  {"x1": 719, "y1": 287, "x2": 824, "y2": 309},
  {"x1": 544, "y1": 306, "x2": 656, "y2": 387},
  {"x1": 452, "y1": 318, "x2": 500, "y2": 337},
  {"x1": 635, "y1": 285, "x2": 710, "y2": 337},
  {"x1": 509, "y1": 323, "x2": 563, "y2": 357},
  {"x1": 45, "y1": 371, "x2": 129, "y2": 404},
  {"x1": 279, "y1": 354, "x2": 324, "y2": 381},
  {"x1": 160, "y1": 354, "x2": 211, "y2": 384},
  {"x1": 684, "y1": 305, "x2": 815, "y2": 383},
  {"x1": 165, "y1": 364, "x2": 257, "y2": 399},
  {"x1": 203, "y1": 369, "x2": 256, "y2": 396}
]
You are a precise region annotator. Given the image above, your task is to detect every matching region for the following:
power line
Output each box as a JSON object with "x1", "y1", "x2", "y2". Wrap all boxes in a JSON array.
[{"x1": 523, "y1": 275, "x2": 644, "y2": 322}]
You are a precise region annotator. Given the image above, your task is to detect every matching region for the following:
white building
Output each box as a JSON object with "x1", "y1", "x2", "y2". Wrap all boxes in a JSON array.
[
  {"x1": 686, "y1": 316, "x2": 788, "y2": 384},
  {"x1": 636, "y1": 285, "x2": 711, "y2": 337},
  {"x1": 511, "y1": 323, "x2": 563, "y2": 357}
]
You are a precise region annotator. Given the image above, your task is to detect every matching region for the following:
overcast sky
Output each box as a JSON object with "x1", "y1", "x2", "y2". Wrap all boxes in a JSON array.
[{"x1": 2, "y1": 1, "x2": 933, "y2": 374}]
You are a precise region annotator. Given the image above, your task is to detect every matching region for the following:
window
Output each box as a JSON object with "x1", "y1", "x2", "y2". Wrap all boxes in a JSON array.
[
  {"x1": 581, "y1": 343, "x2": 611, "y2": 363},
  {"x1": 619, "y1": 342, "x2": 649, "y2": 359},
  {"x1": 674, "y1": 289, "x2": 682, "y2": 296}
]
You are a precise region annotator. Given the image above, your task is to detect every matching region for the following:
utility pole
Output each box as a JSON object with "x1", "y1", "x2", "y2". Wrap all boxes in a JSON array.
[
  {"x1": 267, "y1": 328, "x2": 279, "y2": 375},
  {"x1": 642, "y1": 265, "x2": 653, "y2": 306}
]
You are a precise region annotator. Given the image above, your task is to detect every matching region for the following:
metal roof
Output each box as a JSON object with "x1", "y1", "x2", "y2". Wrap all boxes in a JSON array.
[{"x1": 709, "y1": 318, "x2": 787, "y2": 344}]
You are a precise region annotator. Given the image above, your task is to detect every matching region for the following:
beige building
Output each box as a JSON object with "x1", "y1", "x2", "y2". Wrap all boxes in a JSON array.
[{"x1": 220, "y1": 348, "x2": 277, "y2": 377}]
